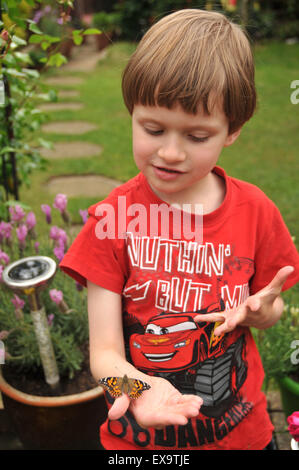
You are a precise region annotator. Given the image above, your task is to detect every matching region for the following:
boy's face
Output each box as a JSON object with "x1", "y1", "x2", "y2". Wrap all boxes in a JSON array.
[{"x1": 132, "y1": 103, "x2": 240, "y2": 204}]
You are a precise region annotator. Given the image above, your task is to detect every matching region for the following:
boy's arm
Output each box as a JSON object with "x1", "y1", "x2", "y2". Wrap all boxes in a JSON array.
[{"x1": 87, "y1": 280, "x2": 203, "y2": 428}]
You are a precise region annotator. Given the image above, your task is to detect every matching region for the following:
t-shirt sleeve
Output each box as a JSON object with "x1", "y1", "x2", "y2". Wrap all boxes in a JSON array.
[
  {"x1": 59, "y1": 206, "x2": 126, "y2": 294},
  {"x1": 250, "y1": 199, "x2": 299, "y2": 294}
]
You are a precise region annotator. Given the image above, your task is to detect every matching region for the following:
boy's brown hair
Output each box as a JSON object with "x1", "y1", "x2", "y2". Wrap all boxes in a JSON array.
[{"x1": 122, "y1": 9, "x2": 256, "y2": 134}]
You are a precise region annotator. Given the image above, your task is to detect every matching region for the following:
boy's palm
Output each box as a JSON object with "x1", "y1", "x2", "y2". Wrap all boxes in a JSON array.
[{"x1": 108, "y1": 375, "x2": 203, "y2": 429}]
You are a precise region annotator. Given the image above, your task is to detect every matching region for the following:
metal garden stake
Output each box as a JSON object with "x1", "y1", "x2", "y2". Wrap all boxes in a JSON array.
[{"x1": 2, "y1": 256, "x2": 60, "y2": 390}]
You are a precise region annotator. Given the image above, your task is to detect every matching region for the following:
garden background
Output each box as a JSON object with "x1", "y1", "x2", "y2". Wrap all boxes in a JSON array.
[{"x1": 0, "y1": 0, "x2": 298, "y2": 451}]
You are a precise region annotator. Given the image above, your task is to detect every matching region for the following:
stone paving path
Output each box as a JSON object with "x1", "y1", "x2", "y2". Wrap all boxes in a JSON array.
[
  {"x1": 42, "y1": 120, "x2": 98, "y2": 135},
  {"x1": 40, "y1": 142, "x2": 102, "y2": 160},
  {"x1": 40, "y1": 36, "x2": 121, "y2": 199},
  {"x1": 46, "y1": 174, "x2": 121, "y2": 197}
]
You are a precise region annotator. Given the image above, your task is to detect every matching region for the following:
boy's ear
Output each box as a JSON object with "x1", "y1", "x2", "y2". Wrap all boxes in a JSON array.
[{"x1": 224, "y1": 128, "x2": 242, "y2": 147}]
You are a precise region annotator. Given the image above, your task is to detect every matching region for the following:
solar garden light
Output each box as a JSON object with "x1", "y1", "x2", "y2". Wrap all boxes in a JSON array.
[{"x1": 2, "y1": 256, "x2": 60, "y2": 390}]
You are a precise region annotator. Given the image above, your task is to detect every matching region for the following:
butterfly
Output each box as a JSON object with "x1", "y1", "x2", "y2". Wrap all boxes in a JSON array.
[{"x1": 99, "y1": 374, "x2": 151, "y2": 399}]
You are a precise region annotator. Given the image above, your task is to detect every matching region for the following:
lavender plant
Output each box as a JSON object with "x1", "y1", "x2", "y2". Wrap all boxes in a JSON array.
[{"x1": 0, "y1": 194, "x2": 89, "y2": 380}]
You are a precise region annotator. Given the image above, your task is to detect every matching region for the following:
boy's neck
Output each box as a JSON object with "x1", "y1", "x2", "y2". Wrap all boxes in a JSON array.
[{"x1": 149, "y1": 169, "x2": 226, "y2": 215}]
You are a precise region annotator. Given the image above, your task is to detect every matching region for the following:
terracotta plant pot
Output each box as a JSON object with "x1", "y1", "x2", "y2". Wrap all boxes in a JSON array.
[
  {"x1": 0, "y1": 368, "x2": 107, "y2": 450},
  {"x1": 277, "y1": 376, "x2": 299, "y2": 418}
]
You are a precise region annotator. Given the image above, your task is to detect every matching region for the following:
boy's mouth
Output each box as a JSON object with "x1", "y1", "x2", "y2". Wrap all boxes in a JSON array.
[
  {"x1": 155, "y1": 166, "x2": 184, "y2": 174},
  {"x1": 152, "y1": 165, "x2": 186, "y2": 181}
]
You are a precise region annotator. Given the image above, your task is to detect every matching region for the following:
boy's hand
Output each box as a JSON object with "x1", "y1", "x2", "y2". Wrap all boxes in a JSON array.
[
  {"x1": 108, "y1": 375, "x2": 203, "y2": 429},
  {"x1": 194, "y1": 265, "x2": 294, "y2": 336}
]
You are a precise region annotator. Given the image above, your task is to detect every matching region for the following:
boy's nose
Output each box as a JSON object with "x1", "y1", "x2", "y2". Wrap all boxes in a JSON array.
[{"x1": 157, "y1": 138, "x2": 186, "y2": 163}]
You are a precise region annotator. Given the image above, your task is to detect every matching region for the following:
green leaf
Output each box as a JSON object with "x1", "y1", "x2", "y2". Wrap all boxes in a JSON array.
[
  {"x1": 38, "y1": 138, "x2": 53, "y2": 150},
  {"x1": 83, "y1": 28, "x2": 102, "y2": 35},
  {"x1": 5, "y1": 68, "x2": 26, "y2": 78},
  {"x1": 22, "y1": 68, "x2": 40, "y2": 79},
  {"x1": 0, "y1": 146, "x2": 16, "y2": 155},
  {"x1": 72, "y1": 30, "x2": 84, "y2": 46},
  {"x1": 29, "y1": 34, "x2": 44, "y2": 44},
  {"x1": 28, "y1": 22, "x2": 43, "y2": 35},
  {"x1": 47, "y1": 53, "x2": 68, "y2": 68},
  {"x1": 11, "y1": 35, "x2": 27, "y2": 46},
  {"x1": 41, "y1": 41, "x2": 51, "y2": 51},
  {"x1": 14, "y1": 52, "x2": 32, "y2": 64},
  {"x1": 43, "y1": 35, "x2": 61, "y2": 44}
]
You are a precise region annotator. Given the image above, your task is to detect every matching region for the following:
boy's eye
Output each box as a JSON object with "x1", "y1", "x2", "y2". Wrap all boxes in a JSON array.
[
  {"x1": 188, "y1": 135, "x2": 208, "y2": 143},
  {"x1": 144, "y1": 127, "x2": 163, "y2": 136}
]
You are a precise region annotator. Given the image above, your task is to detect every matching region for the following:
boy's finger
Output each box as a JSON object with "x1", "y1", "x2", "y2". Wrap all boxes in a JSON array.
[
  {"x1": 108, "y1": 394, "x2": 130, "y2": 420},
  {"x1": 194, "y1": 313, "x2": 226, "y2": 323},
  {"x1": 266, "y1": 266, "x2": 294, "y2": 291}
]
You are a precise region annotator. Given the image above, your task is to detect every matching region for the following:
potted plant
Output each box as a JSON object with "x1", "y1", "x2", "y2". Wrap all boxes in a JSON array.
[
  {"x1": 0, "y1": 196, "x2": 107, "y2": 450},
  {"x1": 92, "y1": 12, "x2": 121, "y2": 51},
  {"x1": 253, "y1": 301, "x2": 299, "y2": 418}
]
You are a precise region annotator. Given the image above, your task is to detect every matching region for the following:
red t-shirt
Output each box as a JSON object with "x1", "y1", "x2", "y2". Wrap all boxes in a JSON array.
[{"x1": 60, "y1": 166, "x2": 299, "y2": 450}]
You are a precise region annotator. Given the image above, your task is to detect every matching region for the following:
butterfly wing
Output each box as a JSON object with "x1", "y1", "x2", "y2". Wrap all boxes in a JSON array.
[
  {"x1": 99, "y1": 377, "x2": 123, "y2": 398},
  {"x1": 127, "y1": 378, "x2": 151, "y2": 399}
]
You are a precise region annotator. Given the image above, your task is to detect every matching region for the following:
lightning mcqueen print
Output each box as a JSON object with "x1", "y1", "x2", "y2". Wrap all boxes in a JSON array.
[{"x1": 130, "y1": 313, "x2": 200, "y2": 372}]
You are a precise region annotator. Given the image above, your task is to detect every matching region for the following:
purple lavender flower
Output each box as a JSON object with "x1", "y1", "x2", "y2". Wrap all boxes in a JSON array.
[
  {"x1": 53, "y1": 194, "x2": 67, "y2": 213},
  {"x1": 16, "y1": 224, "x2": 27, "y2": 242},
  {"x1": 33, "y1": 10, "x2": 43, "y2": 23},
  {"x1": 11, "y1": 294, "x2": 25, "y2": 310},
  {"x1": 16, "y1": 224, "x2": 28, "y2": 252},
  {"x1": 26, "y1": 211, "x2": 36, "y2": 230},
  {"x1": 49, "y1": 289, "x2": 69, "y2": 313},
  {"x1": 0, "y1": 221, "x2": 12, "y2": 244},
  {"x1": 47, "y1": 314, "x2": 54, "y2": 327},
  {"x1": 53, "y1": 194, "x2": 70, "y2": 224},
  {"x1": 79, "y1": 209, "x2": 88, "y2": 224},
  {"x1": 41, "y1": 204, "x2": 52, "y2": 224},
  {"x1": 26, "y1": 211, "x2": 37, "y2": 239},
  {"x1": 34, "y1": 241, "x2": 40, "y2": 254},
  {"x1": 11, "y1": 294, "x2": 25, "y2": 320},
  {"x1": 9, "y1": 205, "x2": 25, "y2": 223},
  {"x1": 50, "y1": 226, "x2": 67, "y2": 247},
  {"x1": 75, "y1": 281, "x2": 83, "y2": 292},
  {"x1": 49, "y1": 225, "x2": 60, "y2": 241},
  {"x1": 0, "y1": 249, "x2": 9, "y2": 265},
  {"x1": 53, "y1": 242, "x2": 65, "y2": 262},
  {"x1": 49, "y1": 289, "x2": 63, "y2": 305}
]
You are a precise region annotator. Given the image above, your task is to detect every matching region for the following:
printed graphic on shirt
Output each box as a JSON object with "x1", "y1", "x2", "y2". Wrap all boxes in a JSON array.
[
  {"x1": 124, "y1": 233, "x2": 254, "y2": 313},
  {"x1": 106, "y1": 234, "x2": 256, "y2": 448}
]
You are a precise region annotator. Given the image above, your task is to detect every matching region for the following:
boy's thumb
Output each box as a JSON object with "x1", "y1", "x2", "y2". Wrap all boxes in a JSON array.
[{"x1": 108, "y1": 394, "x2": 130, "y2": 420}]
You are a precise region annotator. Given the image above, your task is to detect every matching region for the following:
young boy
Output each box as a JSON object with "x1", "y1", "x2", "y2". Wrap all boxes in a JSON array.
[{"x1": 60, "y1": 9, "x2": 299, "y2": 450}]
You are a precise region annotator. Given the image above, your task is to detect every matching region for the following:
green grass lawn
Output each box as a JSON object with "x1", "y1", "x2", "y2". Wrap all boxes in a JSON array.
[{"x1": 19, "y1": 40, "x2": 299, "y2": 303}]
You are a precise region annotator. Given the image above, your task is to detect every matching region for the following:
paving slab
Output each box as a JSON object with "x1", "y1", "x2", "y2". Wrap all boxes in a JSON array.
[
  {"x1": 46, "y1": 174, "x2": 121, "y2": 197},
  {"x1": 38, "y1": 102, "x2": 84, "y2": 112},
  {"x1": 62, "y1": 48, "x2": 107, "y2": 73},
  {"x1": 44, "y1": 76, "x2": 84, "y2": 86},
  {"x1": 42, "y1": 121, "x2": 97, "y2": 135},
  {"x1": 40, "y1": 142, "x2": 102, "y2": 159},
  {"x1": 58, "y1": 90, "x2": 80, "y2": 99}
]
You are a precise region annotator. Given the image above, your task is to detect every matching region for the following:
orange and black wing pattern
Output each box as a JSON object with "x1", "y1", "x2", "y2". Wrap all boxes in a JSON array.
[
  {"x1": 99, "y1": 375, "x2": 151, "y2": 399},
  {"x1": 127, "y1": 377, "x2": 151, "y2": 399},
  {"x1": 99, "y1": 376, "x2": 123, "y2": 398}
]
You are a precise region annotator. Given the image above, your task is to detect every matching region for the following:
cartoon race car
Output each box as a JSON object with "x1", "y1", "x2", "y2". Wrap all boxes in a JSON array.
[
  {"x1": 128, "y1": 303, "x2": 248, "y2": 418},
  {"x1": 130, "y1": 312, "x2": 205, "y2": 373}
]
